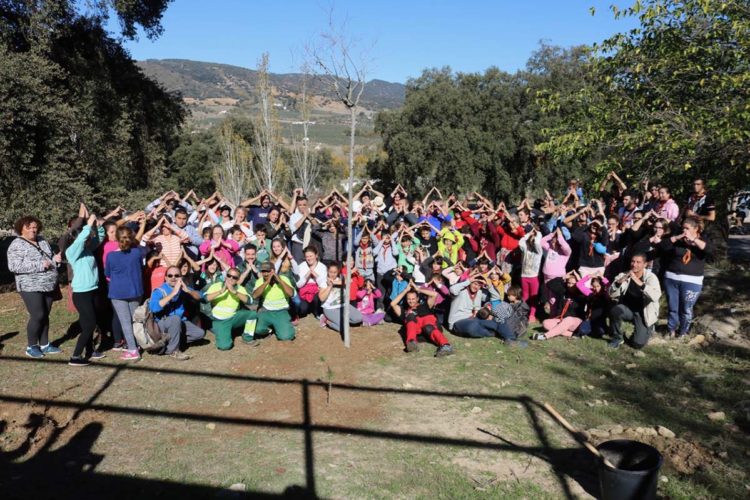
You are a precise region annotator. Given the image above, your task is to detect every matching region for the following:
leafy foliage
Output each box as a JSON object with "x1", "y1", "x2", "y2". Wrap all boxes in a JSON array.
[
  {"x1": 0, "y1": 0, "x2": 184, "y2": 233},
  {"x1": 370, "y1": 45, "x2": 591, "y2": 200},
  {"x1": 536, "y1": 0, "x2": 750, "y2": 201}
]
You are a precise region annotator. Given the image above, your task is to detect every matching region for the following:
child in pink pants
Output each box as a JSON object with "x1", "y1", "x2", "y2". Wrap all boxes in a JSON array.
[
  {"x1": 534, "y1": 274, "x2": 586, "y2": 340},
  {"x1": 356, "y1": 280, "x2": 385, "y2": 326}
]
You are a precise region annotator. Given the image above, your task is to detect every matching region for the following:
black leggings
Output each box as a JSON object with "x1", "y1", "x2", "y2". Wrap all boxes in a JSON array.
[
  {"x1": 19, "y1": 291, "x2": 54, "y2": 347},
  {"x1": 72, "y1": 291, "x2": 97, "y2": 358}
]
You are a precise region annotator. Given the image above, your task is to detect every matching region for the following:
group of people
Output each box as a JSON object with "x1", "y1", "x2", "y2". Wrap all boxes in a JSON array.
[{"x1": 6, "y1": 173, "x2": 716, "y2": 366}]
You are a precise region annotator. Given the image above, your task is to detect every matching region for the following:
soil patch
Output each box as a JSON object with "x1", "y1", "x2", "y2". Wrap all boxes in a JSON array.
[{"x1": 590, "y1": 430, "x2": 716, "y2": 475}]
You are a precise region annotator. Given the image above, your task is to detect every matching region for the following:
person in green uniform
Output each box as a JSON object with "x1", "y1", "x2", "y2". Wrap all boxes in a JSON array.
[
  {"x1": 205, "y1": 268, "x2": 257, "y2": 350},
  {"x1": 244, "y1": 261, "x2": 296, "y2": 345}
]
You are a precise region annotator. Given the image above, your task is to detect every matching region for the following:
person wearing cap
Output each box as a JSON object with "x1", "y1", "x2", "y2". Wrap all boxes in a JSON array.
[
  {"x1": 246, "y1": 260, "x2": 296, "y2": 344},
  {"x1": 437, "y1": 227, "x2": 464, "y2": 265},
  {"x1": 204, "y1": 267, "x2": 257, "y2": 350}
]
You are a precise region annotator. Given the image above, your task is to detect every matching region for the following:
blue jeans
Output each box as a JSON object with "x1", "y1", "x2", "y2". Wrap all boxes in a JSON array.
[
  {"x1": 452, "y1": 318, "x2": 514, "y2": 340},
  {"x1": 578, "y1": 317, "x2": 606, "y2": 337},
  {"x1": 665, "y1": 277, "x2": 703, "y2": 335}
]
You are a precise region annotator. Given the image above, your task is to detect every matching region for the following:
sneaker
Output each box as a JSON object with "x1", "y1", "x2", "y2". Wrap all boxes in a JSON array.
[
  {"x1": 532, "y1": 333, "x2": 546, "y2": 341},
  {"x1": 111, "y1": 340, "x2": 127, "y2": 351},
  {"x1": 119, "y1": 349, "x2": 141, "y2": 361},
  {"x1": 405, "y1": 340, "x2": 419, "y2": 353},
  {"x1": 241, "y1": 333, "x2": 256, "y2": 344},
  {"x1": 68, "y1": 356, "x2": 90, "y2": 367},
  {"x1": 88, "y1": 351, "x2": 106, "y2": 360},
  {"x1": 435, "y1": 344, "x2": 454, "y2": 357},
  {"x1": 608, "y1": 338, "x2": 623, "y2": 349},
  {"x1": 25, "y1": 345, "x2": 44, "y2": 359},
  {"x1": 168, "y1": 351, "x2": 191, "y2": 361},
  {"x1": 40, "y1": 344, "x2": 62, "y2": 355},
  {"x1": 291, "y1": 317, "x2": 299, "y2": 327},
  {"x1": 319, "y1": 316, "x2": 327, "y2": 328}
]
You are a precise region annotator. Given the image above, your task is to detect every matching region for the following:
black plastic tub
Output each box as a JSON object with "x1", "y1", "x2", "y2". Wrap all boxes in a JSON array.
[{"x1": 597, "y1": 439, "x2": 664, "y2": 500}]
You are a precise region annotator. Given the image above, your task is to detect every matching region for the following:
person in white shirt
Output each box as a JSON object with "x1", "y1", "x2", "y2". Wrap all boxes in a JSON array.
[
  {"x1": 289, "y1": 190, "x2": 312, "y2": 263},
  {"x1": 293, "y1": 245, "x2": 327, "y2": 318}
]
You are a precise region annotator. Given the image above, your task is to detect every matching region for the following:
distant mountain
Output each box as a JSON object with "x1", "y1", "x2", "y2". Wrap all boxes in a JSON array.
[{"x1": 137, "y1": 59, "x2": 405, "y2": 111}]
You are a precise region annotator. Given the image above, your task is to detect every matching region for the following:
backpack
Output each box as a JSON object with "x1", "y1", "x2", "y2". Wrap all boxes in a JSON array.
[{"x1": 132, "y1": 300, "x2": 168, "y2": 353}]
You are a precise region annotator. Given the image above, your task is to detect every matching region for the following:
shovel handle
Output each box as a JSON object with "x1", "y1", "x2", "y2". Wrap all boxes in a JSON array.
[{"x1": 543, "y1": 402, "x2": 617, "y2": 469}]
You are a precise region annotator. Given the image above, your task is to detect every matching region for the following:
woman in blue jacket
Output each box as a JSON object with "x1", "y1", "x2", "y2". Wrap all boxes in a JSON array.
[{"x1": 64, "y1": 214, "x2": 105, "y2": 366}]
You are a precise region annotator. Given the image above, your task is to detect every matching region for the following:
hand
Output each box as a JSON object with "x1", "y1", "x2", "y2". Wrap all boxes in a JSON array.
[
  {"x1": 42, "y1": 260, "x2": 53, "y2": 270},
  {"x1": 87, "y1": 214, "x2": 97, "y2": 226},
  {"x1": 52, "y1": 253, "x2": 62, "y2": 264}
]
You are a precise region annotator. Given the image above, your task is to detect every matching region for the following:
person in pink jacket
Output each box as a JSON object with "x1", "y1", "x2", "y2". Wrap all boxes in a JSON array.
[
  {"x1": 541, "y1": 227, "x2": 571, "y2": 312},
  {"x1": 356, "y1": 279, "x2": 385, "y2": 326},
  {"x1": 199, "y1": 225, "x2": 240, "y2": 269},
  {"x1": 656, "y1": 186, "x2": 680, "y2": 222}
]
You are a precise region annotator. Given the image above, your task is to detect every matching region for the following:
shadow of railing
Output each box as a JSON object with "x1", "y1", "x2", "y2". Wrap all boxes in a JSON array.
[{"x1": 0, "y1": 356, "x2": 599, "y2": 499}]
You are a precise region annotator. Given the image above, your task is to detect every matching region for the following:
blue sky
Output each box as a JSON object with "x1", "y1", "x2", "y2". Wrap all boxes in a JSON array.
[{"x1": 112, "y1": 0, "x2": 638, "y2": 83}]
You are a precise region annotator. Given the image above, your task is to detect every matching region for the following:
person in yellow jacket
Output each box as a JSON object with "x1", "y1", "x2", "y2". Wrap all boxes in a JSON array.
[{"x1": 437, "y1": 227, "x2": 464, "y2": 264}]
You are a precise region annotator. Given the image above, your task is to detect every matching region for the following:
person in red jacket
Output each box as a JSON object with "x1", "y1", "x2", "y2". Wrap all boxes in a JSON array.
[{"x1": 494, "y1": 209, "x2": 526, "y2": 275}]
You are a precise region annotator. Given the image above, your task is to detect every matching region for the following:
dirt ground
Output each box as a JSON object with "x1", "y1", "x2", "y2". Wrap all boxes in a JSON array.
[{"x1": 1, "y1": 285, "x2": 749, "y2": 499}]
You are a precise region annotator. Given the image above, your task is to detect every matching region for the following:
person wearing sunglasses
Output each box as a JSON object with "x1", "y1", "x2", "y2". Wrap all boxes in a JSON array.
[
  {"x1": 246, "y1": 261, "x2": 296, "y2": 345},
  {"x1": 204, "y1": 267, "x2": 257, "y2": 350},
  {"x1": 148, "y1": 265, "x2": 206, "y2": 360}
]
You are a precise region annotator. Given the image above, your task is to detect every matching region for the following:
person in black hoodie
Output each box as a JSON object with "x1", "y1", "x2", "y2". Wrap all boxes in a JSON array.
[
  {"x1": 534, "y1": 273, "x2": 587, "y2": 340},
  {"x1": 660, "y1": 216, "x2": 713, "y2": 338}
]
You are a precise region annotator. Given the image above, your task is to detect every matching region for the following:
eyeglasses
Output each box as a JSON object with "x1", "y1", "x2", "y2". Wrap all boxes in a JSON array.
[
  {"x1": 227, "y1": 274, "x2": 240, "y2": 280},
  {"x1": 166, "y1": 273, "x2": 181, "y2": 278}
]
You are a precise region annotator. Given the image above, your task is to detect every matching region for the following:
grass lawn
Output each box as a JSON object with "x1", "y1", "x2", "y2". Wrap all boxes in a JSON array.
[{"x1": 0, "y1": 270, "x2": 748, "y2": 499}]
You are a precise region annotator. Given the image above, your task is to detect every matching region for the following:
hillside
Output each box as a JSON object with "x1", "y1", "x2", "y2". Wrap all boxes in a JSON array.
[{"x1": 137, "y1": 59, "x2": 405, "y2": 111}]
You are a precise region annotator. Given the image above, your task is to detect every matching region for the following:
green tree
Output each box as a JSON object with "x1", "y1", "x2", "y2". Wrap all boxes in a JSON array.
[
  {"x1": 0, "y1": 0, "x2": 182, "y2": 233},
  {"x1": 370, "y1": 45, "x2": 589, "y2": 201},
  {"x1": 537, "y1": 0, "x2": 750, "y2": 202}
]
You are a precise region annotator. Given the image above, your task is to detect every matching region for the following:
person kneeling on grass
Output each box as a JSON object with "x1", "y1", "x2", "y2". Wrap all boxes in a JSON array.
[
  {"x1": 148, "y1": 266, "x2": 206, "y2": 360},
  {"x1": 607, "y1": 253, "x2": 661, "y2": 349},
  {"x1": 205, "y1": 267, "x2": 257, "y2": 350},
  {"x1": 244, "y1": 261, "x2": 296, "y2": 346},
  {"x1": 390, "y1": 281, "x2": 454, "y2": 357}
]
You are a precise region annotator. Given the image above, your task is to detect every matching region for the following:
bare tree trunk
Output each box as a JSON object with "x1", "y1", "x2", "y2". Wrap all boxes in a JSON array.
[
  {"x1": 254, "y1": 52, "x2": 279, "y2": 192},
  {"x1": 291, "y1": 70, "x2": 320, "y2": 194},
  {"x1": 214, "y1": 122, "x2": 252, "y2": 206},
  {"x1": 343, "y1": 107, "x2": 357, "y2": 348}
]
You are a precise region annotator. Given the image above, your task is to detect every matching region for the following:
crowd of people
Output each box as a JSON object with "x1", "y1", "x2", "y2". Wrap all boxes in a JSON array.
[{"x1": 6, "y1": 174, "x2": 717, "y2": 366}]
